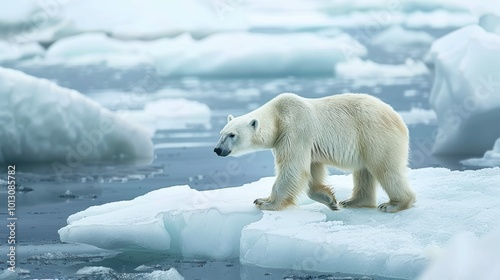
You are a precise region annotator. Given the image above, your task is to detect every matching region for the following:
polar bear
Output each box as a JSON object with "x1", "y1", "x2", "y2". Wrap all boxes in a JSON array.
[{"x1": 214, "y1": 93, "x2": 415, "y2": 213}]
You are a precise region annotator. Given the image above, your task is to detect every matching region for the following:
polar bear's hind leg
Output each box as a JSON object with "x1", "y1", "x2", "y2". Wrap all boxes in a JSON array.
[
  {"x1": 307, "y1": 163, "x2": 339, "y2": 211},
  {"x1": 340, "y1": 168, "x2": 377, "y2": 208}
]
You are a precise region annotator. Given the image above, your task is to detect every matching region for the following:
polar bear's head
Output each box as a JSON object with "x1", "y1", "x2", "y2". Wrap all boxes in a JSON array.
[{"x1": 214, "y1": 114, "x2": 260, "y2": 157}]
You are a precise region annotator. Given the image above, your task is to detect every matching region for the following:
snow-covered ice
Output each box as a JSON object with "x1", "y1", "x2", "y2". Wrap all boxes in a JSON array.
[
  {"x1": 461, "y1": 138, "x2": 500, "y2": 167},
  {"x1": 336, "y1": 58, "x2": 429, "y2": 79},
  {"x1": 428, "y1": 25, "x2": 500, "y2": 155},
  {"x1": 0, "y1": 67, "x2": 153, "y2": 163},
  {"x1": 59, "y1": 168, "x2": 500, "y2": 279},
  {"x1": 398, "y1": 108, "x2": 437, "y2": 125},
  {"x1": 39, "y1": 32, "x2": 367, "y2": 77},
  {"x1": 372, "y1": 25, "x2": 434, "y2": 50}
]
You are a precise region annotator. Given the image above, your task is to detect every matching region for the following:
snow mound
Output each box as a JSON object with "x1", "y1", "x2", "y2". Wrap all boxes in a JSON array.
[
  {"x1": 461, "y1": 138, "x2": 500, "y2": 167},
  {"x1": 0, "y1": 67, "x2": 153, "y2": 163},
  {"x1": 0, "y1": 41, "x2": 44, "y2": 63},
  {"x1": 428, "y1": 25, "x2": 500, "y2": 155},
  {"x1": 398, "y1": 108, "x2": 437, "y2": 125},
  {"x1": 336, "y1": 58, "x2": 429, "y2": 79},
  {"x1": 59, "y1": 168, "x2": 500, "y2": 279},
  {"x1": 372, "y1": 25, "x2": 434, "y2": 50},
  {"x1": 40, "y1": 32, "x2": 366, "y2": 76},
  {"x1": 421, "y1": 228, "x2": 500, "y2": 280}
]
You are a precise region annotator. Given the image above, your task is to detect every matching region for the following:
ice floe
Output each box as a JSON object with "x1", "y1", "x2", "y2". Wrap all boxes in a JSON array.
[
  {"x1": 121, "y1": 98, "x2": 212, "y2": 134},
  {"x1": 461, "y1": 138, "x2": 500, "y2": 167},
  {"x1": 0, "y1": 67, "x2": 153, "y2": 163},
  {"x1": 59, "y1": 168, "x2": 500, "y2": 279},
  {"x1": 428, "y1": 25, "x2": 500, "y2": 155},
  {"x1": 335, "y1": 58, "x2": 429, "y2": 79},
  {"x1": 398, "y1": 108, "x2": 437, "y2": 125}
]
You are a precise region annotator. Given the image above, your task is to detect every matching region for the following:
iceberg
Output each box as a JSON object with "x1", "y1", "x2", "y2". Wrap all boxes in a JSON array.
[
  {"x1": 59, "y1": 168, "x2": 500, "y2": 279},
  {"x1": 428, "y1": 25, "x2": 500, "y2": 155},
  {"x1": 461, "y1": 138, "x2": 500, "y2": 167},
  {"x1": 0, "y1": 67, "x2": 153, "y2": 164},
  {"x1": 39, "y1": 32, "x2": 367, "y2": 77},
  {"x1": 335, "y1": 58, "x2": 429, "y2": 79}
]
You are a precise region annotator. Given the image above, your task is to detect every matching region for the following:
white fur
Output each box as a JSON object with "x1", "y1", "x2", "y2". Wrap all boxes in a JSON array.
[{"x1": 217, "y1": 93, "x2": 416, "y2": 212}]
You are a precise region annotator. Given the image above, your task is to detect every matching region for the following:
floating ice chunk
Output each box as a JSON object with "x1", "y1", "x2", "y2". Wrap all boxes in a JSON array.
[
  {"x1": 398, "y1": 108, "x2": 437, "y2": 125},
  {"x1": 59, "y1": 168, "x2": 500, "y2": 278},
  {"x1": 0, "y1": 41, "x2": 44, "y2": 62},
  {"x1": 336, "y1": 58, "x2": 429, "y2": 79},
  {"x1": 60, "y1": 183, "x2": 267, "y2": 258},
  {"x1": 428, "y1": 25, "x2": 500, "y2": 155},
  {"x1": 420, "y1": 228, "x2": 500, "y2": 280},
  {"x1": 372, "y1": 25, "x2": 434, "y2": 50},
  {"x1": 75, "y1": 266, "x2": 114, "y2": 275},
  {"x1": 461, "y1": 138, "x2": 500, "y2": 167},
  {"x1": 134, "y1": 265, "x2": 154, "y2": 272},
  {"x1": 404, "y1": 89, "x2": 418, "y2": 97},
  {"x1": 0, "y1": 67, "x2": 153, "y2": 163},
  {"x1": 144, "y1": 268, "x2": 184, "y2": 280},
  {"x1": 120, "y1": 98, "x2": 211, "y2": 134}
]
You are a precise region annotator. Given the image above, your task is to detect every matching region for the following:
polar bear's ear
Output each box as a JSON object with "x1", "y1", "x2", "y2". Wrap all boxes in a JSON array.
[
  {"x1": 250, "y1": 119, "x2": 259, "y2": 130},
  {"x1": 227, "y1": 114, "x2": 234, "y2": 122}
]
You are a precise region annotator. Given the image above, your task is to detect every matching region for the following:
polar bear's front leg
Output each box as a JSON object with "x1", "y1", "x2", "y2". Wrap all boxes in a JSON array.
[
  {"x1": 253, "y1": 184, "x2": 296, "y2": 211},
  {"x1": 254, "y1": 159, "x2": 309, "y2": 211}
]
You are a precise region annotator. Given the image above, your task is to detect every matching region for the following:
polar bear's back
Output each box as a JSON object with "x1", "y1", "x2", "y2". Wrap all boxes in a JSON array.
[{"x1": 269, "y1": 93, "x2": 408, "y2": 169}]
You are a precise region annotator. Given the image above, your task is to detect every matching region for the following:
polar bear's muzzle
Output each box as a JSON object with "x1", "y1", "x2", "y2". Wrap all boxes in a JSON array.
[
  {"x1": 214, "y1": 147, "x2": 230, "y2": 157},
  {"x1": 214, "y1": 136, "x2": 232, "y2": 157}
]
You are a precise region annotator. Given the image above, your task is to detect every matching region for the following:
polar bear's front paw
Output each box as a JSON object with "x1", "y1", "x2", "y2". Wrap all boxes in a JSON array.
[
  {"x1": 253, "y1": 198, "x2": 280, "y2": 211},
  {"x1": 378, "y1": 202, "x2": 400, "y2": 213},
  {"x1": 253, "y1": 197, "x2": 270, "y2": 205}
]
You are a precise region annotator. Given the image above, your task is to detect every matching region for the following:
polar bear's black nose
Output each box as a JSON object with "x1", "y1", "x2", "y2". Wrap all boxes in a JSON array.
[{"x1": 214, "y1": 147, "x2": 222, "y2": 156}]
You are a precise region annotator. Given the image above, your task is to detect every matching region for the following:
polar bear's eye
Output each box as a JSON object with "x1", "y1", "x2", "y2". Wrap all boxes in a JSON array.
[{"x1": 228, "y1": 133, "x2": 236, "y2": 138}]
